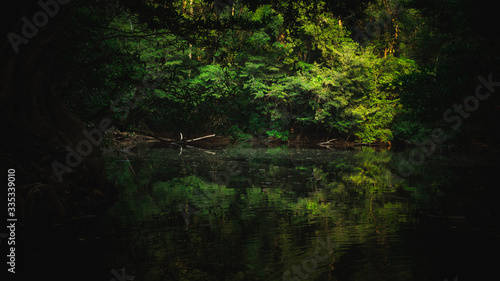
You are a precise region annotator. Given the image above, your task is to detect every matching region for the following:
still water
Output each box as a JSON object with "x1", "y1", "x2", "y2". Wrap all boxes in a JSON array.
[
  {"x1": 21, "y1": 146, "x2": 500, "y2": 280},
  {"x1": 98, "y1": 145, "x2": 499, "y2": 281}
]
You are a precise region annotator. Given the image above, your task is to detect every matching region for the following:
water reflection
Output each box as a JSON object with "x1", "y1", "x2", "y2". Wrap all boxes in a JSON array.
[{"x1": 102, "y1": 146, "x2": 499, "y2": 281}]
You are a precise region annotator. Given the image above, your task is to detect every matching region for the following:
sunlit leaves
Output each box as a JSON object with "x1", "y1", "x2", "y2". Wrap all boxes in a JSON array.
[{"x1": 64, "y1": 0, "x2": 421, "y2": 143}]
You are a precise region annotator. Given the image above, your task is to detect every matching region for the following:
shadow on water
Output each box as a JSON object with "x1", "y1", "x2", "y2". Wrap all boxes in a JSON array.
[
  {"x1": 99, "y1": 146, "x2": 500, "y2": 281},
  {"x1": 18, "y1": 146, "x2": 500, "y2": 280}
]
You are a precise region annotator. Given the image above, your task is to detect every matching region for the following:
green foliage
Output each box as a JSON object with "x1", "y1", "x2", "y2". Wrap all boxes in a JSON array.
[
  {"x1": 265, "y1": 129, "x2": 289, "y2": 141},
  {"x1": 63, "y1": 0, "x2": 499, "y2": 144}
]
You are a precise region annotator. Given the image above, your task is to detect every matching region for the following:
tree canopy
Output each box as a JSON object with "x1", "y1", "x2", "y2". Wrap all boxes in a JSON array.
[{"x1": 1, "y1": 0, "x2": 499, "y2": 221}]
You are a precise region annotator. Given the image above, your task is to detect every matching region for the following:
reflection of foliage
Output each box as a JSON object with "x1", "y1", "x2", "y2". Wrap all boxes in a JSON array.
[{"x1": 103, "y1": 147, "x2": 451, "y2": 280}]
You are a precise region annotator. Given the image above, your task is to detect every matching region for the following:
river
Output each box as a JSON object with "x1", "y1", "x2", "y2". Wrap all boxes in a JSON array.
[{"x1": 20, "y1": 145, "x2": 500, "y2": 280}]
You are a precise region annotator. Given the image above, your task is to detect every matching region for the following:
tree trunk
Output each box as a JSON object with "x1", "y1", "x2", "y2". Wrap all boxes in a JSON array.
[{"x1": 1, "y1": 5, "x2": 112, "y2": 222}]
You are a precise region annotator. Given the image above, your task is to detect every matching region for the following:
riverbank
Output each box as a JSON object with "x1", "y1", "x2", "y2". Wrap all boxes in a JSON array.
[{"x1": 103, "y1": 129, "x2": 393, "y2": 151}]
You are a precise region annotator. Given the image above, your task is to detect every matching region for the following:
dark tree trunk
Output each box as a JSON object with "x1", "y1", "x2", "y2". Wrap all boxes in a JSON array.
[{"x1": 1, "y1": 2, "x2": 114, "y2": 223}]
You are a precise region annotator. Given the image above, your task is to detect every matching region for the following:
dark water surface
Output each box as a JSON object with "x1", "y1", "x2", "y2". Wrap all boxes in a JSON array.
[{"x1": 19, "y1": 146, "x2": 499, "y2": 280}]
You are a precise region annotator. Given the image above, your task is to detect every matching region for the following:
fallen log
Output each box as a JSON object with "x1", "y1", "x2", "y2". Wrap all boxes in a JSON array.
[
  {"x1": 110, "y1": 127, "x2": 216, "y2": 149},
  {"x1": 318, "y1": 138, "x2": 337, "y2": 146},
  {"x1": 185, "y1": 134, "x2": 216, "y2": 143}
]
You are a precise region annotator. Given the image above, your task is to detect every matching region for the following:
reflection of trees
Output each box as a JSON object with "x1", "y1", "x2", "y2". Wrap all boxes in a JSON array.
[{"x1": 103, "y1": 147, "x2": 425, "y2": 280}]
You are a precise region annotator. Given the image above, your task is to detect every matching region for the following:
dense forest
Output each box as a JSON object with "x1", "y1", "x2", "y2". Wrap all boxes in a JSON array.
[
  {"x1": 1, "y1": 0, "x2": 499, "y2": 219},
  {"x1": 2, "y1": 1, "x2": 500, "y2": 280}
]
